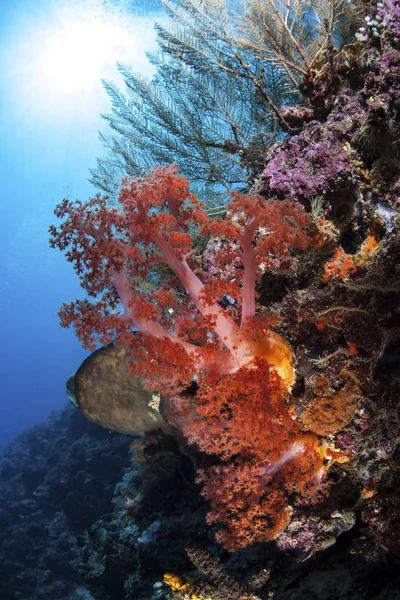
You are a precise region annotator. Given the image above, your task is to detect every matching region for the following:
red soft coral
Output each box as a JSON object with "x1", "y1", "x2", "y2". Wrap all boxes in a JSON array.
[
  {"x1": 180, "y1": 359, "x2": 328, "y2": 550},
  {"x1": 50, "y1": 164, "x2": 327, "y2": 550},
  {"x1": 50, "y1": 164, "x2": 310, "y2": 386}
]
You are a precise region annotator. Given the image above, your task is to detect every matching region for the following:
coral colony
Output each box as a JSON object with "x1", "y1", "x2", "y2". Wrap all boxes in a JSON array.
[
  {"x1": 50, "y1": 166, "x2": 329, "y2": 550},
  {"x1": 50, "y1": 0, "x2": 400, "y2": 555}
]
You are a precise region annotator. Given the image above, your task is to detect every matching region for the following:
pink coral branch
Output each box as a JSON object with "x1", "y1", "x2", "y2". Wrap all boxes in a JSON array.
[
  {"x1": 110, "y1": 266, "x2": 200, "y2": 354},
  {"x1": 240, "y1": 216, "x2": 260, "y2": 328},
  {"x1": 152, "y1": 230, "x2": 254, "y2": 370}
]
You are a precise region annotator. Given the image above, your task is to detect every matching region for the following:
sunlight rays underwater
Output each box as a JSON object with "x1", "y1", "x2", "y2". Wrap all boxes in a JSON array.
[{"x1": 2, "y1": 0, "x2": 159, "y2": 122}]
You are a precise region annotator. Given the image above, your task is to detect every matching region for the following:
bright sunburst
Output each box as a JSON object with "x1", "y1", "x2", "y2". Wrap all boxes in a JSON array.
[
  {"x1": 5, "y1": 0, "x2": 158, "y2": 119},
  {"x1": 34, "y1": 6, "x2": 151, "y2": 98},
  {"x1": 36, "y1": 15, "x2": 122, "y2": 95}
]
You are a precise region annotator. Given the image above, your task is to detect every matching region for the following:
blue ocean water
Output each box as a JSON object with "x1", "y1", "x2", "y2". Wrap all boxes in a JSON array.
[{"x1": 0, "y1": 0, "x2": 161, "y2": 453}]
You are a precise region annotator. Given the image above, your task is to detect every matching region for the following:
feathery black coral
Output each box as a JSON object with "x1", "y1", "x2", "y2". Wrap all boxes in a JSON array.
[{"x1": 91, "y1": 0, "x2": 349, "y2": 205}]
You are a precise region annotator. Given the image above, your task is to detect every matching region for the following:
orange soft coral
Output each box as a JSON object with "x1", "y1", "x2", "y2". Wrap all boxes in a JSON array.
[
  {"x1": 181, "y1": 360, "x2": 328, "y2": 550},
  {"x1": 50, "y1": 164, "x2": 311, "y2": 388},
  {"x1": 50, "y1": 164, "x2": 323, "y2": 550}
]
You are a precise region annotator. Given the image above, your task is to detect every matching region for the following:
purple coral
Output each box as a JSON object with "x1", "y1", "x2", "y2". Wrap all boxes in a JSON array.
[
  {"x1": 262, "y1": 130, "x2": 352, "y2": 203},
  {"x1": 381, "y1": 0, "x2": 400, "y2": 40}
]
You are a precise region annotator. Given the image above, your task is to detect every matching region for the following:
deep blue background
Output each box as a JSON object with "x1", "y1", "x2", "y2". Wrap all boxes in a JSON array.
[{"x1": 0, "y1": 0, "x2": 161, "y2": 452}]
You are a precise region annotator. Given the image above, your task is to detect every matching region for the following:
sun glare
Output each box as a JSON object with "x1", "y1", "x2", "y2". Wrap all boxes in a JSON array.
[
  {"x1": 7, "y1": 0, "x2": 158, "y2": 118},
  {"x1": 35, "y1": 11, "x2": 140, "y2": 97},
  {"x1": 37, "y1": 17, "x2": 114, "y2": 95}
]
